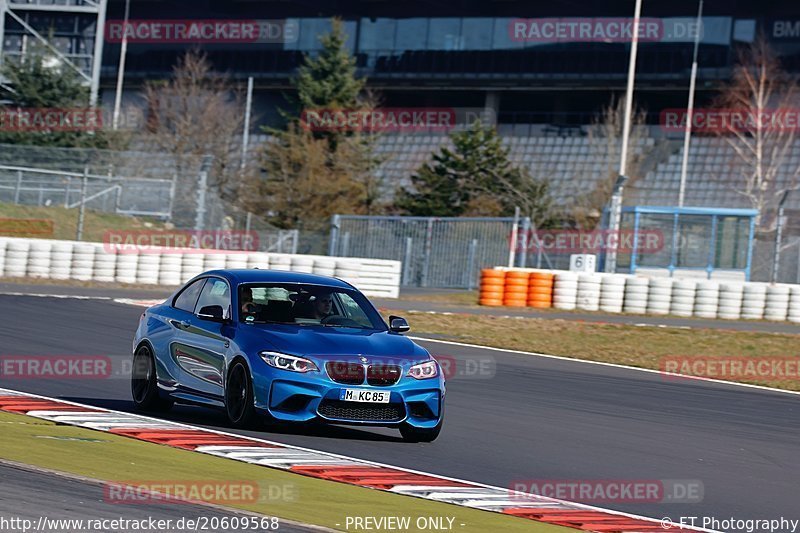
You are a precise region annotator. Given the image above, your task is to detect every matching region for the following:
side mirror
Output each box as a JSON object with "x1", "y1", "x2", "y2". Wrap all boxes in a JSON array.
[
  {"x1": 197, "y1": 305, "x2": 225, "y2": 322},
  {"x1": 389, "y1": 315, "x2": 410, "y2": 333}
]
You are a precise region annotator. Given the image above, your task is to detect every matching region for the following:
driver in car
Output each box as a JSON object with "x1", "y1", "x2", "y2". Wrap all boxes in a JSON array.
[
  {"x1": 310, "y1": 291, "x2": 334, "y2": 320},
  {"x1": 240, "y1": 287, "x2": 259, "y2": 320}
]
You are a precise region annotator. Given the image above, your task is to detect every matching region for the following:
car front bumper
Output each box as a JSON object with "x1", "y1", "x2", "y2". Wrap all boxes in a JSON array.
[{"x1": 252, "y1": 370, "x2": 444, "y2": 429}]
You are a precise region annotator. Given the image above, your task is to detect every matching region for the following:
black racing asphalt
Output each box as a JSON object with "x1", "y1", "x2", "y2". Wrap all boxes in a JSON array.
[{"x1": 0, "y1": 294, "x2": 799, "y2": 529}]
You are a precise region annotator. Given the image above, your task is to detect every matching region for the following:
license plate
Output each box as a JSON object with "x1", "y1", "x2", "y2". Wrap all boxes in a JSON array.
[{"x1": 339, "y1": 389, "x2": 391, "y2": 403}]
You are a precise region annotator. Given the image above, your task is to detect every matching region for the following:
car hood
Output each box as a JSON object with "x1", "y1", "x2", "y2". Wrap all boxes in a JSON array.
[{"x1": 244, "y1": 324, "x2": 428, "y2": 361}]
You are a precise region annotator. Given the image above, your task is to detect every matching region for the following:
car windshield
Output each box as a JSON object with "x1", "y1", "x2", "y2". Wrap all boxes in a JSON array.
[{"x1": 238, "y1": 283, "x2": 385, "y2": 330}]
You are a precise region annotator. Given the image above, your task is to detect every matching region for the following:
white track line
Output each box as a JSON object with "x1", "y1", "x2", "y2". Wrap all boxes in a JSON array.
[
  {"x1": 411, "y1": 336, "x2": 800, "y2": 397},
  {"x1": 0, "y1": 291, "x2": 111, "y2": 300}
]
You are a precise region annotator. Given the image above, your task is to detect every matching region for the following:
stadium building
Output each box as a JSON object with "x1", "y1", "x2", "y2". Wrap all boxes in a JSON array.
[{"x1": 2, "y1": 0, "x2": 800, "y2": 279}]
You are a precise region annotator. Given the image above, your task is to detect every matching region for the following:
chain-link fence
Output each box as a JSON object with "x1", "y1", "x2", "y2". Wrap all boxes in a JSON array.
[
  {"x1": 751, "y1": 234, "x2": 800, "y2": 284},
  {"x1": 329, "y1": 215, "x2": 524, "y2": 288}
]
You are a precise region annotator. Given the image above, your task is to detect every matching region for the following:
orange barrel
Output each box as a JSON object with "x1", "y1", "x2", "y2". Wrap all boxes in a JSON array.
[
  {"x1": 503, "y1": 271, "x2": 530, "y2": 307},
  {"x1": 527, "y1": 271, "x2": 554, "y2": 308},
  {"x1": 479, "y1": 268, "x2": 505, "y2": 306}
]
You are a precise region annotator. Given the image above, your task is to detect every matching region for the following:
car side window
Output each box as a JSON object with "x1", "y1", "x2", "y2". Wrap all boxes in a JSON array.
[
  {"x1": 337, "y1": 293, "x2": 372, "y2": 328},
  {"x1": 194, "y1": 278, "x2": 231, "y2": 315},
  {"x1": 173, "y1": 279, "x2": 206, "y2": 312}
]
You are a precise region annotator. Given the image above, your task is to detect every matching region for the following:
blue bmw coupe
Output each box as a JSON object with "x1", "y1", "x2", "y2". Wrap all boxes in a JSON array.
[{"x1": 131, "y1": 269, "x2": 445, "y2": 442}]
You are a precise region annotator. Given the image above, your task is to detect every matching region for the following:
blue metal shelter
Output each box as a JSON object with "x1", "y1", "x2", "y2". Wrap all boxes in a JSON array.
[{"x1": 614, "y1": 206, "x2": 758, "y2": 280}]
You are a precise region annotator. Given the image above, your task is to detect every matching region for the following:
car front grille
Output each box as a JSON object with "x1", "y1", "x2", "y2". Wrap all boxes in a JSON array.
[
  {"x1": 326, "y1": 362, "x2": 365, "y2": 385},
  {"x1": 366, "y1": 364, "x2": 402, "y2": 386},
  {"x1": 318, "y1": 400, "x2": 405, "y2": 422}
]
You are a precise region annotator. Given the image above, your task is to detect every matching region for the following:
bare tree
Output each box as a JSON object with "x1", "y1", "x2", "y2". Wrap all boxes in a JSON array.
[
  {"x1": 575, "y1": 97, "x2": 650, "y2": 228},
  {"x1": 714, "y1": 38, "x2": 800, "y2": 232},
  {"x1": 140, "y1": 51, "x2": 247, "y2": 212}
]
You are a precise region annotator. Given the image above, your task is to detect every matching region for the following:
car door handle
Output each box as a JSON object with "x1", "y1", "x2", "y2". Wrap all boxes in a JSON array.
[{"x1": 170, "y1": 319, "x2": 191, "y2": 329}]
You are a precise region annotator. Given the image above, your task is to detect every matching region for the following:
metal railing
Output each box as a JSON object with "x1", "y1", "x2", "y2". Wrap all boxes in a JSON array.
[
  {"x1": 0, "y1": 164, "x2": 175, "y2": 219},
  {"x1": 329, "y1": 214, "x2": 532, "y2": 289}
]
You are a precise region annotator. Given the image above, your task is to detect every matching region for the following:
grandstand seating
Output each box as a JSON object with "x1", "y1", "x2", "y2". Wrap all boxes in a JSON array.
[{"x1": 373, "y1": 132, "x2": 800, "y2": 212}]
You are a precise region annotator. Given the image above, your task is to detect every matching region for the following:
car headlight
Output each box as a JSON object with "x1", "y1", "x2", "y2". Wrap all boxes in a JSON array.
[
  {"x1": 407, "y1": 360, "x2": 439, "y2": 379},
  {"x1": 260, "y1": 351, "x2": 319, "y2": 373}
]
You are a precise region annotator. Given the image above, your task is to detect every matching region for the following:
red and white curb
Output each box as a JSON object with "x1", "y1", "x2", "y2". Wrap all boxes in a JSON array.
[{"x1": 0, "y1": 387, "x2": 714, "y2": 533}]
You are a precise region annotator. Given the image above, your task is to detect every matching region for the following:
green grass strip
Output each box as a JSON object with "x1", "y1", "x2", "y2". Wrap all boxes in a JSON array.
[{"x1": 0, "y1": 411, "x2": 572, "y2": 532}]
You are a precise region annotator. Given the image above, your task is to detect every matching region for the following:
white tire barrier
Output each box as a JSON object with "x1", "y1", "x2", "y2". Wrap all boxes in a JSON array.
[
  {"x1": 765, "y1": 285, "x2": 791, "y2": 321},
  {"x1": 553, "y1": 271, "x2": 578, "y2": 310},
  {"x1": 269, "y1": 254, "x2": 292, "y2": 271},
  {"x1": 181, "y1": 254, "x2": 205, "y2": 281},
  {"x1": 27, "y1": 240, "x2": 53, "y2": 279},
  {"x1": 50, "y1": 242, "x2": 73, "y2": 280},
  {"x1": 246, "y1": 252, "x2": 270, "y2": 270},
  {"x1": 788, "y1": 286, "x2": 800, "y2": 323},
  {"x1": 92, "y1": 249, "x2": 117, "y2": 283},
  {"x1": 71, "y1": 243, "x2": 96, "y2": 281},
  {"x1": 313, "y1": 258, "x2": 337, "y2": 277},
  {"x1": 599, "y1": 274, "x2": 626, "y2": 313},
  {"x1": 0, "y1": 237, "x2": 403, "y2": 298},
  {"x1": 115, "y1": 253, "x2": 138, "y2": 284},
  {"x1": 693, "y1": 281, "x2": 719, "y2": 318},
  {"x1": 290, "y1": 256, "x2": 315, "y2": 274},
  {"x1": 741, "y1": 283, "x2": 767, "y2": 320},
  {"x1": 647, "y1": 278, "x2": 673, "y2": 315},
  {"x1": 136, "y1": 253, "x2": 161, "y2": 285},
  {"x1": 158, "y1": 254, "x2": 183, "y2": 286},
  {"x1": 623, "y1": 277, "x2": 649, "y2": 314},
  {"x1": 225, "y1": 253, "x2": 249, "y2": 270},
  {"x1": 670, "y1": 280, "x2": 696, "y2": 317},
  {"x1": 353, "y1": 259, "x2": 401, "y2": 298},
  {"x1": 4, "y1": 240, "x2": 30, "y2": 277},
  {"x1": 576, "y1": 273, "x2": 601, "y2": 311},
  {"x1": 203, "y1": 254, "x2": 227, "y2": 271},
  {"x1": 335, "y1": 260, "x2": 361, "y2": 287},
  {"x1": 717, "y1": 282, "x2": 744, "y2": 320}
]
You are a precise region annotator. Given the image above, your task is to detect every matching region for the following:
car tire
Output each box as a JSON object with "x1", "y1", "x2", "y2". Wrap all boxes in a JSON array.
[
  {"x1": 400, "y1": 419, "x2": 443, "y2": 443},
  {"x1": 131, "y1": 345, "x2": 173, "y2": 412},
  {"x1": 226, "y1": 361, "x2": 257, "y2": 429}
]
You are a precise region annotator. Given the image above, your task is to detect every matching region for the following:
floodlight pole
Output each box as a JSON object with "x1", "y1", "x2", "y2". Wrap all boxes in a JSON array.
[
  {"x1": 241, "y1": 76, "x2": 254, "y2": 170},
  {"x1": 607, "y1": 0, "x2": 642, "y2": 273},
  {"x1": 89, "y1": 0, "x2": 108, "y2": 109},
  {"x1": 678, "y1": 0, "x2": 704, "y2": 207},
  {"x1": 112, "y1": 0, "x2": 131, "y2": 130}
]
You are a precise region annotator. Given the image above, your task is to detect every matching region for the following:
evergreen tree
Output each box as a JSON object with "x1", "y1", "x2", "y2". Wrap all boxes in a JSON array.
[
  {"x1": 256, "y1": 18, "x2": 382, "y2": 226},
  {"x1": 294, "y1": 18, "x2": 364, "y2": 111},
  {"x1": 396, "y1": 121, "x2": 554, "y2": 226},
  {"x1": 0, "y1": 50, "x2": 116, "y2": 148}
]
